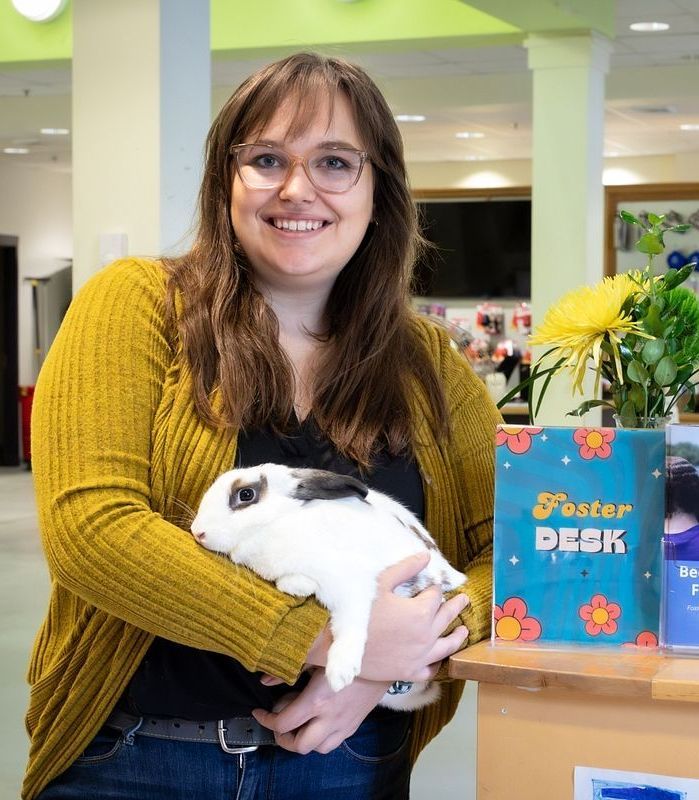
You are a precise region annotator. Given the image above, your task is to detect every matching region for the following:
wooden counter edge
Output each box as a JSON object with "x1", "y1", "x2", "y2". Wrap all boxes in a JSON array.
[{"x1": 448, "y1": 640, "x2": 699, "y2": 700}]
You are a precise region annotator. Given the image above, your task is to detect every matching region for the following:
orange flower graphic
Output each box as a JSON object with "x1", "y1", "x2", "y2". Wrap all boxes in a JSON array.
[
  {"x1": 622, "y1": 630, "x2": 658, "y2": 649},
  {"x1": 495, "y1": 426, "x2": 544, "y2": 455},
  {"x1": 493, "y1": 597, "x2": 542, "y2": 642},
  {"x1": 573, "y1": 428, "x2": 615, "y2": 460},
  {"x1": 578, "y1": 593, "x2": 621, "y2": 636}
]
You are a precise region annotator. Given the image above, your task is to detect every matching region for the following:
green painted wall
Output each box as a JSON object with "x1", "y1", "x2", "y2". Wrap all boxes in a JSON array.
[
  {"x1": 465, "y1": 0, "x2": 614, "y2": 37},
  {"x1": 0, "y1": 1, "x2": 72, "y2": 63},
  {"x1": 210, "y1": 0, "x2": 517, "y2": 55},
  {"x1": 0, "y1": 0, "x2": 518, "y2": 66},
  {"x1": 0, "y1": 0, "x2": 614, "y2": 67}
]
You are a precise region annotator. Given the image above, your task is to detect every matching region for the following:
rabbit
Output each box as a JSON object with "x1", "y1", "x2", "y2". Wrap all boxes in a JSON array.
[{"x1": 190, "y1": 462, "x2": 466, "y2": 711}]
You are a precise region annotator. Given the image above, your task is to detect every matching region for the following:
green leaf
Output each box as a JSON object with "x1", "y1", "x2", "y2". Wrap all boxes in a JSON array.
[
  {"x1": 654, "y1": 355, "x2": 678, "y2": 386},
  {"x1": 636, "y1": 233, "x2": 664, "y2": 255},
  {"x1": 641, "y1": 338, "x2": 665, "y2": 364},
  {"x1": 662, "y1": 263, "x2": 694, "y2": 290},
  {"x1": 676, "y1": 364, "x2": 694, "y2": 385},
  {"x1": 623, "y1": 333, "x2": 637, "y2": 350},
  {"x1": 642, "y1": 304, "x2": 664, "y2": 336},
  {"x1": 666, "y1": 337, "x2": 679, "y2": 355},
  {"x1": 648, "y1": 213, "x2": 663, "y2": 225},
  {"x1": 629, "y1": 384, "x2": 646, "y2": 411},
  {"x1": 619, "y1": 210, "x2": 642, "y2": 226},
  {"x1": 567, "y1": 399, "x2": 616, "y2": 417},
  {"x1": 619, "y1": 399, "x2": 637, "y2": 427},
  {"x1": 621, "y1": 295, "x2": 636, "y2": 315},
  {"x1": 669, "y1": 224, "x2": 692, "y2": 233},
  {"x1": 495, "y1": 354, "x2": 565, "y2": 414},
  {"x1": 627, "y1": 359, "x2": 649, "y2": 384}
]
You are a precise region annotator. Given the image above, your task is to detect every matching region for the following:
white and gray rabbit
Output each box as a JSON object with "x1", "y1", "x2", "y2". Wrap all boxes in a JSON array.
[{"x1": 190, "y1": 462, "x2": 466, "y2": 711}]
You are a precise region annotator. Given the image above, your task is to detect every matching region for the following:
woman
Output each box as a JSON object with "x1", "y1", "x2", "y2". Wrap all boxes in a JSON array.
[
  {"x1": 26, "y1": 53, "x2": 499, "y2": 799},
  {"x1": 664, "y1": 455, "x2": 699, "y2": 559}
]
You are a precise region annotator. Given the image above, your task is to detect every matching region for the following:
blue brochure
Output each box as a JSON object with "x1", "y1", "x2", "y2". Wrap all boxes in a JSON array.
[
  {"x1": 493, "y1": 425, "x2": 665, "y2": 648},
  {"x1": 661, "y1": 424, "x2": 699, "y2": 652}
]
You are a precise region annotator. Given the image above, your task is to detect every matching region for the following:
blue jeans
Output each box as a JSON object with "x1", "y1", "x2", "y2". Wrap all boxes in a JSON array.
[{"x1": 36, "y1": 713, "x2": 412, "y2": 799}]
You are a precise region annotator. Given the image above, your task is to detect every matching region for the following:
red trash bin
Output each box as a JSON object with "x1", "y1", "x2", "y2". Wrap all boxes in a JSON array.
[{"x1": 19, "y1": 386, "x2": 34, "y2": 466}]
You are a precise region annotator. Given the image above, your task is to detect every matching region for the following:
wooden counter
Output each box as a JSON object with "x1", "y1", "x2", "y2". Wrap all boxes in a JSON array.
[{"x1": 449, "y1": 641, "x2": 699, "y2": 798}]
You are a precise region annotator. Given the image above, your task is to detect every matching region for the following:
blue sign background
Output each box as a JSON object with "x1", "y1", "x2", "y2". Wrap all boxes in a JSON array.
[{"x1": 493, "y1": 426, "x2": 665, "y2": 646}]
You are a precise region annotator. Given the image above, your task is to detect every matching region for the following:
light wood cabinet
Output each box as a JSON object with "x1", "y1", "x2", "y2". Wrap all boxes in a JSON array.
[{"x1": 450, "y1": 641, "x2": 699, "y2": 799}]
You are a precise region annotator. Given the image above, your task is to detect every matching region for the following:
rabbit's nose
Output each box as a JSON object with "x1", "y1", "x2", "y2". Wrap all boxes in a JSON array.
[{"x1": 191, "y1": 529, "x2": 206, "y2": 544}]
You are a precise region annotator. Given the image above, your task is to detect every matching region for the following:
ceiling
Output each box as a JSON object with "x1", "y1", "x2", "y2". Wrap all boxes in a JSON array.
[{"x1": 0, "y1": 0, "x2": 698, "y2": 170}]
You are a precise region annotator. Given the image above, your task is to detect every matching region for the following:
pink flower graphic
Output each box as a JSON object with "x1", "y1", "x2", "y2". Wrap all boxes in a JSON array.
[
  {"x1": 622, "y1": 630, "x2": 658, "y2": 649},
  {"x1": 495, "y1": 426, "x2": 544, "y2": 455},
  {"x1": 578, "y1": 593, "x2": 621, "y2": 636},
  {"x1": 493, "y1": 597, "x2": 542, "y2": 642},
  {"x1": 573, "y1": 428, "x2": 615, "y2": 460}
]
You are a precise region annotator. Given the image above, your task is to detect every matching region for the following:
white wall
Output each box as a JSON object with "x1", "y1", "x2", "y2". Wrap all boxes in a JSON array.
[
  {"x1": 0, "y1": 161, "x2": 72, "y2": 386},
  {"x1": 407, "y1": 152, "x2": 699, "y2": 190}
]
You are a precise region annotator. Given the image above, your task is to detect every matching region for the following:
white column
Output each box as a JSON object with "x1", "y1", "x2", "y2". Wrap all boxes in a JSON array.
[
  {"x1": 72, "y1": 0, "x2": 210, "y2": 289},
  {"x1": 525, "y1": 33, "x2": 613, "y2": 426}
]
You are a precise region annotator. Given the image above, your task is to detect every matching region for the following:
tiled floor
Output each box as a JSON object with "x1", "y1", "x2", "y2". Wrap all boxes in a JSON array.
[
  {"x1": 0, "y1": 467, "x2": 50, "y2": 800},
  {"x1": 0, "y1": 467, "x2": 476, "y2": 799}
]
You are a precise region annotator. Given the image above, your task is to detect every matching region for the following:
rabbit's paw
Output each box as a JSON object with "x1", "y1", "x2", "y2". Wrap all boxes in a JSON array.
[
  {"x1": 275, "y1": 574, "x2": 317, "y2": 597},
  {"x1": 325, "y1": 645, "x2": 362, "y2": 692}
]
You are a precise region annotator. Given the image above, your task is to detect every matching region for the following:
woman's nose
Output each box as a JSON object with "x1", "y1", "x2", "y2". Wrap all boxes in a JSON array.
[{"x1": 278, "y1": 161, "x2": 316, "y2": 202}]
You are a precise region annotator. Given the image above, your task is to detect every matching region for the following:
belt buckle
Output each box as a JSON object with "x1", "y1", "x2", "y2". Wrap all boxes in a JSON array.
[{"x1": 217, "y1": 720, "x2": 259, "y2": 754}]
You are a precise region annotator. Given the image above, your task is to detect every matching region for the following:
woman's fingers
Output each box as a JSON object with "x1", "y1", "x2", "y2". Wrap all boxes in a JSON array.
[
  {"x1": 433, "y1": 592, "x2": 470, "y2": 634},
  {"x1": 377, "y1": 552, "x2": 430, "y2": 592},
  {"x1": 419, "y1": 625, "x2": 469, "y2": 678},
  {"x1": 255, "y1": 672, "x2": 388, "y2": 755},
  {"x1": 252, "y1": 691, "x2": 309, "y2": 736},
  {"x1": 259, "y1": 673, "x2": 285, "y2": 686}
]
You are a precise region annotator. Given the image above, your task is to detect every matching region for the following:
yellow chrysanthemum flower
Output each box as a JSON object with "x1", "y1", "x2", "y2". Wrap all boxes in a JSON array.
[{"x1": 529, "y1": 273, "x2": 650, "y2": 395}]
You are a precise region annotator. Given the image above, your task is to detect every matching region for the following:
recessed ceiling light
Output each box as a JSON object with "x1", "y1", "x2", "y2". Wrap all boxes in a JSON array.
[
  {"x1": 394, "y1": 114, "x2": 426, "y2": 123},
  {"x1": 3, "y1": 147, "x2": 30, "y2": 154},
  {"x1": 680, "y1": 124, "x2": 699, "y2": 131},
  {"x1": 629, "y1": 21, "x2": 669, "y2": 32},
  {"x1": 456, "y1": 131, "x2": 485, "y2": 139},
  {"x1": 11, "y1": 0, "x2": 68, "y2": 22},
  {"x1": 40, "y1": 127, "x2": 69, "y2": 135}
]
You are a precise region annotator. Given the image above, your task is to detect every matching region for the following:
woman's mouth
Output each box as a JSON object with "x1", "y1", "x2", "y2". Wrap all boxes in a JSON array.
[{"x1": 268, "y1": 218, "x2": 329, "y2": 232}]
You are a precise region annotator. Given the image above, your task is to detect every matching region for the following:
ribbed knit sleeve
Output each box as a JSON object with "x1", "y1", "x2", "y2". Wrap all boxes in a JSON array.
[
  {"x1": 441, "y1": 332, "x2": 500, "y2": 645},
  {"x1": 406, "y1": 318, "x2": 500, "y2": 762},
  {"x1": 31, "y1": 259, "x2": 328, "y2": 683}
]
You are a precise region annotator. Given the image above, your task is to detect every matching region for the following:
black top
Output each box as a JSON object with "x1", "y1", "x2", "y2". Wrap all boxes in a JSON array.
[{"x1": 123, "y1": 415, "x2": 424, "y2": 719}]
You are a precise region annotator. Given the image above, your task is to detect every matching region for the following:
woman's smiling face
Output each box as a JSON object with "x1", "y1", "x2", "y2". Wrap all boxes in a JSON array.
[{"x1": 230, "y1": 91, "x2": 374, "y2": 296}]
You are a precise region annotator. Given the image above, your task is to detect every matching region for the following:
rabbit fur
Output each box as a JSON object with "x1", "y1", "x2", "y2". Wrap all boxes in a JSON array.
[{"x1": 190, "y1": 462, "x2": 466, "y2": 711}]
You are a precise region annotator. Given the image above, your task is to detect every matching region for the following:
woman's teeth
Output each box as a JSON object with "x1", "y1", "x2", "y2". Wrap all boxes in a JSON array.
[{"x1": 271, "y1": 219, "x2": 325, "y2": 231}]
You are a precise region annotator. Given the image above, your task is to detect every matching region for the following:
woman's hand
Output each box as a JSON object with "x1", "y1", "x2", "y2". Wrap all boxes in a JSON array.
[
  {"x1": 360, "y1": 552, "x2": 469, "y2": 683},
  {"x1": 252, "y1": 668, "x2": 390, "y2": 754},
  {"x1": 303, "y1": 553, "x2": 469, "y2": 684}
]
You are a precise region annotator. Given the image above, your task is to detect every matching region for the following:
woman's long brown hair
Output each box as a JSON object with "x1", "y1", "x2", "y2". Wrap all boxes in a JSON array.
[{"x1": 164, "y1": 52, "x2": 449, "y2": 467}]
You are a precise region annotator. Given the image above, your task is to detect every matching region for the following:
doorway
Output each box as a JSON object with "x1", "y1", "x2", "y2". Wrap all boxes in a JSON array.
[{"x1": 0, "y1": 236, "x2": 19, "y2": 466}]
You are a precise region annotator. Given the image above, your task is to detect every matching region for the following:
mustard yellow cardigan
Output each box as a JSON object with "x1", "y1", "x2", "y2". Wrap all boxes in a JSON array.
[{"x1": 23, "y1": 258, "x2": 499, "y2": 799}]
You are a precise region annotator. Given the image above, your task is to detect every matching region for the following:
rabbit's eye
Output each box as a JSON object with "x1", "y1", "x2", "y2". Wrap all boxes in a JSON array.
[{"x1": 237, "y1": 487, "x2": 256, "y2": 503}]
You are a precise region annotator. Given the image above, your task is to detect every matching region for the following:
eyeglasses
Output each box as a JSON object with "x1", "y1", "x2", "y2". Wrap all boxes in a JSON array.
[{"x1": 230, "y1": 143, "x2": 369, "y2": 194}]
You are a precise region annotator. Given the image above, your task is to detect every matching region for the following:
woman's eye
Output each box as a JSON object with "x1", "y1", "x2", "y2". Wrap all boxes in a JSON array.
[
  {"x1": 237, "y1": 487, "x2": 256, "y2": 503},
  {"x1": 319, "y1": 156, "x2": 349, "y2": 171},
  {"x1": 253, "y1": 154, "x2": 283, "y2": 169}
]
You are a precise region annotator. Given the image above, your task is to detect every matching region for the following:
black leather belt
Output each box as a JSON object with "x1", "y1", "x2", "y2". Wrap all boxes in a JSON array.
[{"x1": 106, "y1": 709, "x2": 276, "y2": 753}]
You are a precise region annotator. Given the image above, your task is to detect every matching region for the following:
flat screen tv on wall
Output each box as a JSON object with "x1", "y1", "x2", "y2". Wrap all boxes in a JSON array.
[{"x1": 412, "y1": 198, "x2": 531, "y2": 298}]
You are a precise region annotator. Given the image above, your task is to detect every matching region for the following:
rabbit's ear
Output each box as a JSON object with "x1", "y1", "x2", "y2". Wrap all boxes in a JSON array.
[{"x1": 291, "y1": 469, "x2": 369, "y2": 502}]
